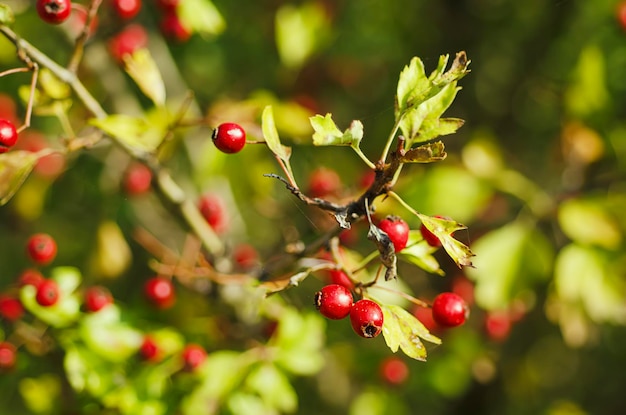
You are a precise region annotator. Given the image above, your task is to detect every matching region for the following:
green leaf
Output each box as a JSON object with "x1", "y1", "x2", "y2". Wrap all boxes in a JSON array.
[
  {"x1": 20, "y1": 285, "x2": 81, "y2": 328},
  {"x1": 262, "y1": 106, "x2": 292, "y2": 162},
  {"x1": 51, "y1": 266, "x2": 82, "y2": 295},
  {"x1": 18, "y1": 375, "x2": 61, "y2": 414},
  {"x1": 417, "y1": 214, "x2": 474, "y2": 268},
  {"x1": 564, "y1": 45, "x2": 608, "y2": 117},
  {"x1": 381, "y1": 304, "x2": 441, "y2": 361},
  {"x1": 0, "y1": 150, "x2": 38, "y2": 205},
  {"x1": 310, "y1": 114, "x2": 364, "y2": 147},
  {"x1": 272, "y1": 309, "x2": 325, "y2": 376},
  {"x1": 396, "y1": 56, "x2": 429, "y2": 115},
  {"x1": 227, "y1": 393, "x2": 269, "y2": 415},
  {"x1": 246, "y1": 363, "x2": 298, "y2": 413},
  {"x1": 178, "y1": 0, "x2": 225, "y2": 37},
  {"x1": 399, "y1": 141, "x2": 447, "y2": 163},
  {"x1": 0, "y1": 4, "x2": 15, "y2": 25},
  {"x1": 400, "y1": 230, "x2": 444, "y2": 276},
  {"x1": 89, "y1": 114, "x2": 165, "y2": 153},
  {"x1": 123, "y1": 49, "x2": 166, "y2": 106},
  {"x1": 39, "y1": 68, "x2": 71, "y2": 100},
  {"x1": 558, "y1": 198, "x2": 622, "y2": 249},
  {"x1": 64, "y1": 344, "x2": 116, "y2": 396},
  {"x1": 418, "y1": 117, "x2": 465, "y2": 143}
]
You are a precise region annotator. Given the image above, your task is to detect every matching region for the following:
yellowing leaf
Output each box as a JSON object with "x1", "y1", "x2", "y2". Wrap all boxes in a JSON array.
[
  {"x1": 381, "y1": 304, "x2": 441, "y2": 361},
  {"x1": 0, "y1": 150, "x2": 38, "y2": 205},
  {"x1": 89, "y1": 114, "x2": 165, "y2": 153},
  {"x1": 39, "y1": 68, "x2": 71, "y2": 100},
  {"x1": 558, "y1": 198, "x2": 622, "y2": 249},
  {"x1": 178, "y1": 0, "x2": 225, "y2": 37},
  {"x1": 123, "y1": 49, "x2": 166, "y2": 106},
  {"x1": 417, "y1": 214, "x2": 474, "y2": 268},
  {"x1": 400, "y1": 141, "x2": 447, "y2": 163}
]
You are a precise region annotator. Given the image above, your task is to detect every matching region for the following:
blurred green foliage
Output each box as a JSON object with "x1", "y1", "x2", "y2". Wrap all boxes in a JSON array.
[{"x1": 1, "y1": 0, "x2": 626, "y2": 414}]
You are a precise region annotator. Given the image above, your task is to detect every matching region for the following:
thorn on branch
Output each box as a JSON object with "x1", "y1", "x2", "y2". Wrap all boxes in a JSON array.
[{"x1": 264, "y1": 173, "x2": 345, "y2": 213}]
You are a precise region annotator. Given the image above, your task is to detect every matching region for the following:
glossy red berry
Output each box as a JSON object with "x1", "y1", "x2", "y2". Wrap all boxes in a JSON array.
[
  {"x1": 212, "y1": 122, "x2": 246, "y2": 154},
  {"x1": 431, "y1": 292, "x2": 469, "y2": 327},
  {"x1": 112, "y1": 0, "x2": 142, "y2": 20},
  {"x1": 0, "y1": 296, "x2": 24, "y2": 322},
  {"x1": 379, "y1": 356, "x2": 409, "y2": 386},
  {"x1": 36, "y1": 279, "x2": 60, "y2": 307},
  {"x1": 144, "y1": 277, "x2": 175, "y2": 309},
  {"x1": 327, "y1": 269, "x2": 354, "y2": 290},
  {"x1": 17, "y1": 269, "x2": 45, "y2": 289},
  {"x1": 0, "y1": 342, "x2": 17, "y2": 370},
  {"x1": 123, "y1": 162, "x2": 152, "y2": 195},
  {"x1": 36, "y1": 0, "x2": 72, "y2": 24},
  {"x1": 314, "y1": 284, "x2": 353, "y2": 320},
  {"x1": 198, "y1": 193, "x2": 228, "y2": 233},
  {"x1": 160, "y1": 12, "x2": 192, "y2": 43},
  {"x1": 139, "y1": 336, "x2": 160, "y2": 361},
  {"x1": 108, "y1": 24, "x2": 148, "y2": 62},
  {"x1": 350, "y1": 299, "x2": 384, "y2": 338},
  {"x1": 84, "y1": 286, "x2": 113, "y2": 312},
  {"x1": 181, "y1": 344, "x2": 207, "y2": 371},
  {"x1": 0, "y1": 119, "x2": 18, "y2": 153},
  {"x1": 26, "y1": 233, "x2": 57, "y2": 265},
  {"x1": 378, "y1": 216, "x2": 409, "y2": 252},
  {"x1": 308, "y1": 167, "x2": 341, "y2": 198}
]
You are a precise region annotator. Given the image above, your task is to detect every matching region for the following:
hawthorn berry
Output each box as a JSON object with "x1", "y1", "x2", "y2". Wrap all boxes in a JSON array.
[
  {"x1": 431, "y1": 292, "x2": 469, "y2": 328},
  {"x1": 618, "y1": 1, "x2": 626, "y2": 31},
  {"x1": 212, "y1": 122, "x2": 246, "y2": 154},
  {"x1": 379, "y1": 356, "x2": 409, "y2": 386},
  {"x1": 15, "y1": 131, "x2": 66, "y2": 178},
  {"x1": 139, "y1": 336, "x2": 160, "y2": 361},
  {"x1": 84, "y1": 286, "x2": 113, "y2": 312},
  {"x1": 181, "y1": 344, "x2": 207, "y2": 371},
  {"x1": 378, "y1": 216, "x2": 409, "y2": 252},
  {"x1": 160, "y1": 12, "x2": 192, "y2": 43},
  {"x1": 420, "y1": 215, "x2": 452, "y2": 248},
  {"x1": 484, "y1": 311, "x2": 512, "y2": 342},
  {"x1": 308, "y1": 167, "x2": 341, "y2": 198},
  {"x1": 36, "y1": 279, "x2": 60, "y2": 307},
  {"x1": 144, "y1": 276, "x2": 175, "y2": 309},
  {"x1": 26, "y1": 233, "x2": 58, "y2": 265},
  {"x1": 123, "y1": 162, "x2": 152, "y2": 195},
  {"x1": 112, "y1": 0, "x2": 142, "y2": 20},
  {"x1": 233, "y1": 244, "x2": 259, "y2": 269},
  {"x1": 198, "y1": 193, "x2": 228, "y2": 233},
  {"x1": 412, "y1": 305, "x2": 439, "y2": 333},
  {"x1": 327, "y1": 269, "x2": 354, "y2": 290},
  {"x1": 0, "y1": 342, "x2": 17, "y2": 370},
  {"x1": 0, "y1": 296, "x2": 24, "y2": 322},
  {"x1": 36, "y1": 0, "x2": 72, "y2": 24},
  {"x1": 108, "y1": 24, "x2": 148, "y2": 62},
  {"x1": 0, "y1": 118, "x2": 18, "y2": 154},
  {"x1": 314, "y1": 284, "x2": 353, "y2": 320},
  {"x1": 17, "y1": 269, "x2": 45, "y2": 289},
  {"x1": 350, "y1": 299, "x2": 384, "y2": 338}
]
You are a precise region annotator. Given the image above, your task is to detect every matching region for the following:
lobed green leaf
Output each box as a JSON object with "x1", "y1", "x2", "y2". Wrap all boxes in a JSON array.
[
  {"x1": 381, "y1": 304, "x2": 441, "y2": 361},
  {"x1": 417, "y1": 214, "x2": 474, "y2": 268}
]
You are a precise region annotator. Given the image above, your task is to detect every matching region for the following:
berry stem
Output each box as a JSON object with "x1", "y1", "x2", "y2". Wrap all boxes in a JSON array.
[
  {"x1": 67, "y1": 0, "x2": 103, "y2": 73},
  {"x1": 368, "y1": 284, "x2": 430, "y2": 308}
]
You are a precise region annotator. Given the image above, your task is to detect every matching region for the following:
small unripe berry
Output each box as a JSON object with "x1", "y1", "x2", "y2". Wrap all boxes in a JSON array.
[
  {"x1": 0, "y1": 296, "x2": 24, "y2": 322},
  {"x1": 378, "y1": 216, "x2": 409, "y2": 252},
  {"x1": 0, "y1": 118, "x2": 18, "y2": 153},
  {"x1": 431, "y1": 292, "x2": 469, "y2": 327},
  {"x1": 0, "y1": 342, "x2": 17, "y2": 370},
  {"x1": 36, "y1": 279, "x2": 60, "y2": 307},
  {"x1": 212, "y1": 123, "x2": 246, "y2": 154},
  {"x1": 181, "y1": 344, "x2": 207, "y2": 371},
  {"x1": 379, "y1": 356, "x2": 409, "y2": 386},
  {"x1": 314, "y1": 284, "x2": 353, "y2": 320},
  {"x1": 26, "y1": 233, "x2": 57, "y2": 265},
  {"x1": 84, "y1": 286, "x2": 113, "y2": 312},
  {"x1": 307, "y1": 167, "x2": 341, "y2": 198},
  {"x1": 350, "y1": 299, "x2": 383, "y2": 338},
  {"x1": 36, "y1": 0, "x2": 72, "y2": 25},
  {"x1": 144, "y1": 277, "x2": 175, "y2": 309}
]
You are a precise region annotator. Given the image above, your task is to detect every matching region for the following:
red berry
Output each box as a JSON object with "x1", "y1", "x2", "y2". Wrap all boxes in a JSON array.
[
  {"x1": 123, "y1": 162, "x2": 152, "y2": 195},
  {"x1": 350, "y1": 299, "x2": 383, "y2": 338},
  {"x1": 84, "y1": 286, "x2": 113, "y2": 312},
  {"x1": 26, "y1": 233, "x2": 58, "y2": 265},
  {"x1": 233, "y1": 244, "x2": 258, "y2": 269},
  {"x1": 36, "y1": 279, "x2": 60, "y2": 307},
  {"x1": 181, "y1": 344, "x2": 207, "y2": 371},
  {"x1": 15, "y1": 131, "x2": 66, "y2": 178},
  {"x1": 156, "y1": 0, "x2": 179, "y2": 12},
  {"x1": 144, "y1": 277, "x2": 175, "y2": 309},
  {"x1": 0, "y1": 296, "x2": 24, "y2": 322},
  {"x1": 618, "y1": 1, "x2": 626, "y2": 31},
  {"x1": 378, "y1": 216, "x2": 409, "y2": 252},
  {"x1": 17, "y1": 269, "x2": 45, "y2": 289},
  {"x1": 112, "y1": 0, "x2": 141, "y2": 20},
  {"x1": 451, "y1": 275, "x2": 475, "y2": 307},
  {"x1": 0, "y1": 342, "x2": 17, "y2": 370},
  {"x1": 484, "y1": 311, "x2": 512, "y2": 342},
  {"x1": 327, "y1": 269, "x2": 354, "y2": 290},
  {"x1": 314, "y1": 284, "x2": 353, "y2": 320},
  {"x1": 379, "y1": 356, "x2": 409, "y2": 386},
  {"x1": 0, "y1": 118, "x2": 18, "y2": 154},
  {"x1": 36, "y1": 0, "x2": 72, "y2": 24},
  {"x1": 198, "y1": 193, "x2": 228, "y2": 233},
  {"x1": 160, "y1": 12, "x2": 191, "y2": 43},
  {"x1": 420, "y1": 215, "x2": 452, "y2": 248},
  {"x1": 359, "y1": 169, "x2": 376, "y2": 189},
  {"x1": 411, "y1": 305, "x2": 439, "y2": 333},
  {"x1": 431, "y1": 292, "x2": 468, "y2": 328},
  {"x1": 139, "y1": 336, "x2": 160, "y2": 361},
  {"x1": 108, "y1": 24, "x2": 148, "y2": 62},
  {"x1": 212, "y1": 122, "x2": 246, "y2": 154},
  {"x1": 308, "y1": 167, "x2": 341, "y2": 198}
]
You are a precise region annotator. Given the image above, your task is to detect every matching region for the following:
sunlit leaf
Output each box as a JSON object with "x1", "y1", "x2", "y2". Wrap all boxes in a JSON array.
[
  {"x1": 399, "y1": 141, "x2": 446, "y2": 163},
  {"x1": 417, "y1": 214, "x2": 474, "y2": 268},
  {"x1": 246, "y1": 363, "x2": 298, "y2": 413},
  {"x1": 178, "y1": 0, "x2": 225, "y2": 36},
  {"x1": 400, "y1": 83, "x2": 460, "y2": 143},
  {"x1": 261, "y1": 106, "x2": 292, "y2": 162},
  {"x1": 124, "y1": 49, "x2": 166, "y2": 106},
  {"x1": 418, "y1": 117, "x2": 465, "y2": 143},
  {"x1": 381, "y1": 304, "x2": 441, "y2": 361},
  {"x1": 310, "y1": 114, "x2": 363, "y2": 147},
  {"x1": 89, "y1": 114, "x2": 165, "y2": 153},
  {"x1": 0, "y1": 150, "x2": 38, "y2": 205},
  {"x1": 39, "y1": 68, "x2": 71, "y2": 100},
  {"x1": 0, "y1": 4, "x2": 15, "y2": 25},
  {"x1": 20, "y1": 285, "x2": 81, "y2": 328},
  {"x1": 400, "y1": 231, "x2": 444, "y2": 276},
  {"x1": 272, "y1": 308, "x2": 325, "y2": 376},
  {"x1": 558, "y1": 198, "x2": 622, "y2": 249}
]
